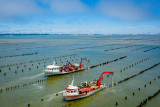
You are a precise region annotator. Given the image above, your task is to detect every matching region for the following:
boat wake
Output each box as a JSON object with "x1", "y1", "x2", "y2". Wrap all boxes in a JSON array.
[
  {"x1": 22, "y1": 73, "x2": 44, "y2": 80},
  {"x1": 44, "y1": 90, "x2": 66, "y2": 102},
  {"x1": 1, "y1": 73, "x2": 44, "y2": 89}
]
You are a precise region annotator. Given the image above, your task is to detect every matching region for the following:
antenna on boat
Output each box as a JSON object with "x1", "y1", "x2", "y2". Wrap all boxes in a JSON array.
[
  {"x1": 53, "y1": 61, "x2": 56, "y2": 65},
  {"x1": 71, "y1": 76, "x2": 74, "y2": 86}
]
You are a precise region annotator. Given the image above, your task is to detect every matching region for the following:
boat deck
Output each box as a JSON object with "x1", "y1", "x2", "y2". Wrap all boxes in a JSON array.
[{"x1": 79, "y1": 86, "x2": 99, "y2": 92}]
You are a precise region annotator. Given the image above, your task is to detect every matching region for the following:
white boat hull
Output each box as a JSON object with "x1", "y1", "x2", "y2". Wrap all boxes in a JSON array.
[
  {"x1": 63, "y1": 85, "x2": 105, "y2": 101},
  {"x1": 43, "y1": 68, "x2": 85, "y2": 76}
]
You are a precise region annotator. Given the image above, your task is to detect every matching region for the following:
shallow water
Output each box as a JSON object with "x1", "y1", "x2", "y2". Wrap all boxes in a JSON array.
[{"x1": 0, "y1": 35, "x2": 160, "y2": 107}]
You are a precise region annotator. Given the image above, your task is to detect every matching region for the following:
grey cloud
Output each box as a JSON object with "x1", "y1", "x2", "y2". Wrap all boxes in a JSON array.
[
  {"x1": 50, "y1": 0, "x2": 88, "y2": 14},
  {"x1": 0, "y1": 0, "x2": 42, "y2": 22},
  {"x1": 0, "y1": 0, "x2": 89, "y2": 23},
  {"x1": 97, "y1": 0, "x2": 155, "y2": 20}
]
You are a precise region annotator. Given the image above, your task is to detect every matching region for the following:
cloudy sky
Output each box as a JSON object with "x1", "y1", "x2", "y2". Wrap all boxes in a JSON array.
[{"x1": 0, "y1": 0, "x2": 160, "y2": 34}]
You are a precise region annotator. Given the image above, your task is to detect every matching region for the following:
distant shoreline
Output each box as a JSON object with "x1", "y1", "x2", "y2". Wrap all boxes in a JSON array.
[{"x1": 0, "y1": 34, "x2": 159, "y2": 36}]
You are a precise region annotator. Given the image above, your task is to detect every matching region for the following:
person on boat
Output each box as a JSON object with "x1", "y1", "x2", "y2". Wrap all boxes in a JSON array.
[{"x1": 85, "y1": 82, "x2": 87, "y2": 87}]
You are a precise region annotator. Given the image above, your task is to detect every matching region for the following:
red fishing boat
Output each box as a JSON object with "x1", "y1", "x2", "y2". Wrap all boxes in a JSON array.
[{"x1": 63, "y1": 71, "x2": 114, "y2": 101}]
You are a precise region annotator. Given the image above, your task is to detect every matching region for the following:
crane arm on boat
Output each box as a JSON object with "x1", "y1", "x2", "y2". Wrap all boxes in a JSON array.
[
  {"x1": 64, "y1": 62, "x2": 73, "y2": 72},
  {"x1": 79, "y1": 58, "x2": 89, "y2": 68},
  {"x1": 97, "y1": 71, "x2": 114, "y2": 86}
]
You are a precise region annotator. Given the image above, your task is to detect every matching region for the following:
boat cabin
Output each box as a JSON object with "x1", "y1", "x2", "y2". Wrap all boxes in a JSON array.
[
  {"x1": 65, "y1": 85, "x2": 79, "y2": 95},
  {"x1": 46, "y1": 65, "x2": 60, "y2": 71}
]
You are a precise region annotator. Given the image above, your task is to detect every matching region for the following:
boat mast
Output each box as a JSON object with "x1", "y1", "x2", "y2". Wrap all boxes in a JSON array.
[
  {"x1": 53, "y1": 61, "x2": 56, "y2": 65},
  {"x1": 71, "y1": 77, "x2": 74, "y2": 86}
]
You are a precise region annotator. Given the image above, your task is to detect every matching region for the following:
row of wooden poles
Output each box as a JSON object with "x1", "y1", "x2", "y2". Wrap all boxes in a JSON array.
[
  {"x1": 0, "y1": 54, "x2": 77, "y2": 68},
  {"x1": 90, "y1": 56, "x2": 127, "y2": 69},
  {"x1": 104, "y1": 45, "x2": 142, "y2": 51},
  {"x1": 0, "y1": 52, "x2": 38, "y2": 59},
  {"x1": 118, "y1": 62, "x2": 160, "y2": 84},
  {"x1": 120, "y1": 58, "x2": 149, "y2": 72},
  {"x1": 144, "y1": 46, "x2": 160, "y2": 52},
  {"x1": 69, "y1": 44, "x2": 115, "y2": 50},
  {"x1": 131, "y1": 46, "x2": 148, "y2": 51},
  {"x1": 115, "y1": 76, "x2": 160, "y2": 106}
]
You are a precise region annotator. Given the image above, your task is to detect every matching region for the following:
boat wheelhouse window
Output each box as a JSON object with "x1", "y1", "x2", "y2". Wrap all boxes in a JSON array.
[
  {"x1": 66, "y1": 91, "x2": 70, "y2": 93},
  {"x1": 53, "y1": 68, "x2": 58, "y2": 70},
  {"x1": 47, "y1": 68, "x2": 59, "y2": 70}
]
